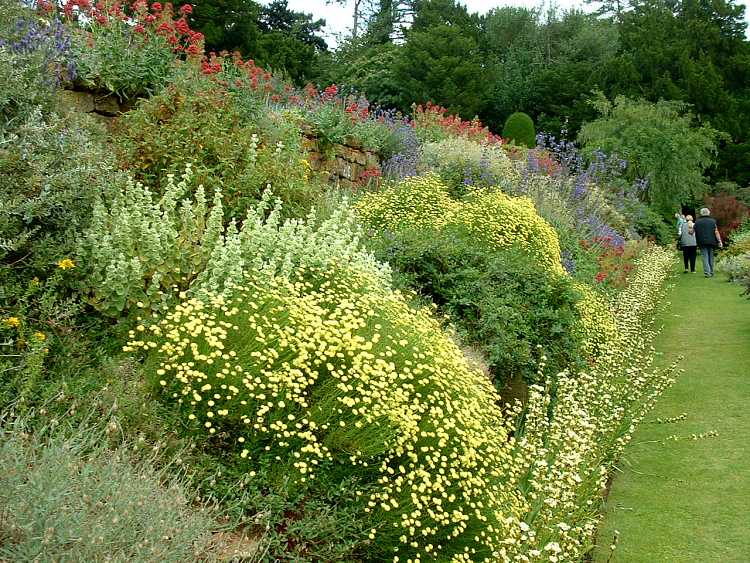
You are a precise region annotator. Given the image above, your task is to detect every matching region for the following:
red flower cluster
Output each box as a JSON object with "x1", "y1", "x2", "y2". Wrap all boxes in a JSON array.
[
  {"x1": 49, "y1": 1, "x2": 202, "y2": 55},
  {"x1": 322, "y1": 84, "x2": 339, "y2": 101},
  {"x1": 345, "y1": 102, "x2": 369, "y2": 123},
  {"x1": 360, "y1": 167, "x2": 381, "y2": 179},
  {"x1": 589, "y1": 238, "x2": 647, "y2": 288},
  {"x1": 414, "y1": 102, "x2": 505, "y2": 145}
]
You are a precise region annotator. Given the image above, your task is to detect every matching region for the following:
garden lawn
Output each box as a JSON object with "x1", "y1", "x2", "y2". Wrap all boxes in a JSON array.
[{"x1": 594, "y1": 260, "x2": 750, "y2": 562}]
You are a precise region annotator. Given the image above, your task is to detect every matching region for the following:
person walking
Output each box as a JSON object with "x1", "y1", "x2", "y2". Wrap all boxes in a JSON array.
[
  {"x1": 679, "y1": 214, "x2": 697, "y2": 273},
  {"x1": 675, "y1": 212, "x2": 687, "y2": 236},
  {"x1": 694, "y1": 208, "x2": 723, "y2": 277}
]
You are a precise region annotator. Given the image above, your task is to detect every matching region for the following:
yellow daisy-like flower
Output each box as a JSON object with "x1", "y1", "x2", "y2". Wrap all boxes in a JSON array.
[
  {"x1": 57, "y1": 258, "x2": 76, "y2": 270},
  {"x1": 34, "y1": 331, "x2": 46, "y2": 341},
  {"x1": 3, "y1": 317, "x2": 21, "y2": 328}
]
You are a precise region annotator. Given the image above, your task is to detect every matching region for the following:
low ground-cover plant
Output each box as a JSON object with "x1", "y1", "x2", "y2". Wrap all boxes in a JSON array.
[
  {"x1": 496, "y1": 246, "x2": 676, "y2": 560},
  {"x1": 0, "y1": 414, "x2": 220, "y2": 561},
  {"x1": 127, "y1": 266, "x2": 517, "y2": 561}
]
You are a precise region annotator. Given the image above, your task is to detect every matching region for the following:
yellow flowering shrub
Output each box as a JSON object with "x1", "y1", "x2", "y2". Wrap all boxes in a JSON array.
[
  {"x1": 573, "y1": 282, "x2": 618, "y2": 359},
  {"x1": 129, "y1": 243, "x2": 677, "y2": 562},
  {"x1": 456, "y1": 191, "x2": 564, "y2": 274},
  {"x1": 355, "y1": 173, "x2": 459, "y2": 232},
  {"x1": 357, "y1": 174, "x2": 563, "y2": 275},
  {"x1": 128, "y1": 266, "x2": 521, "y2": 561}
]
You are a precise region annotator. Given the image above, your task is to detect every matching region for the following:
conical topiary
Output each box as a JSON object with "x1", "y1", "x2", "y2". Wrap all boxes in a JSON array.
[{"x1": 502, "y1": 111, "x2": 536, "y2": 148}]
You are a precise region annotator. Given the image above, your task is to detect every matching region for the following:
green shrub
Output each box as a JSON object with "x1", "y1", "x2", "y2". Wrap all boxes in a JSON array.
[
  {"x1": 624, "y1": 202, "x2": 674, "y2": 245},
  {"x1": 372, "y1": 231, "x2": 586, "y2": 387},
  {"x1": 114, "y1": 68, "x2": 320, "y2": 219},
  {"x1": 716, "y1": 253, "x2": 750, "y2": 282},
  {"x1": 724, "y1": 229, "x2": 750, "y2": 257},
  {"x1": 0, "y1": 111, "x2": 121, "y2": 273},
  {"x1": 502, "y1": 111, "x2": 536, "y2": 148},
  {"x1": 0, "y1": 417, "x2": 219, "y2": 561}
]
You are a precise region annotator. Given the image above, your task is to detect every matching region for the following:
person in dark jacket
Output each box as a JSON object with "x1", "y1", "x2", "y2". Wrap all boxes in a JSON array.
[
  {"x1": 679, "y1": 215, "x2": 697, "y2": 273},
  {"x1": 694, "y1": 208, "x2": 723, "y2": 277}
]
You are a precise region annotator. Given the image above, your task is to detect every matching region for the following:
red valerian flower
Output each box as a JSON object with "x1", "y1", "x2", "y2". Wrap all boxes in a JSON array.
[
  {"x1": 186, "y1": 43, "x2": 201, "y2": 55},
  {"x1": 322, "y1": 84, "x2": 338, "y2": 100},
  {"x1": 134, "y1": 23, "x2": 145, "y2": 33},
  {"x1": 595, "y1": 271, "x2": 607, "y2": 283},
  {"x1": 151, "y1": 2, "x2": 162, "y2": 11},
  {"x1": 174, "y1": 18, "x2": 190, "y2": 34},
  {"x1": 144, "y1": 13, "x2": 156, "y2": 22},
  {"x1": 179, "y1": 3, "x2": 192, "y2": 14}
]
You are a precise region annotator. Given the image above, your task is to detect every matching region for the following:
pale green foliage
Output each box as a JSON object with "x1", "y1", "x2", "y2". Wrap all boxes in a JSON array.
[
  {"x1": 234, "y1": 192, "x2": 391, "y2": 286},
  {"x1": 421, "y1": 137, "x2": 520, "y2": 193},
  {"x1": 77, "y1": 165, "x2": 226, "y2": 316},
  {"x1": 77, "y1": 167, "x2": 389, "y2": 316},
  {"x1": 578, "y1": 94, "x2": 722, "y2": 213},
  {"x1": 0, "y1": 416, "x2": 218, "y2": 561},
  {"x1": 716, "y1": 253, "x2": 750, "y2": 282}
]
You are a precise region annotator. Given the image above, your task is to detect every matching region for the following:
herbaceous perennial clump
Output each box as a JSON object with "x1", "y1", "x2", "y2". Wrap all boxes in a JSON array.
[
  {"x1": 573, "y1": 282, "x2": 618, "y2": 358},
  {"x1": 487, "y1": 245, "x2": 677, "y2": 561},
  {"x1": 77, "y1": 165, "x2": 389, "y2": 316}
]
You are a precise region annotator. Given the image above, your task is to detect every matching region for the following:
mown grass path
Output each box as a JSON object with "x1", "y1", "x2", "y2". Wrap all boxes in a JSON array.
[{"x1": 594, "y1": 261, "x2": 750, "y2": 562}]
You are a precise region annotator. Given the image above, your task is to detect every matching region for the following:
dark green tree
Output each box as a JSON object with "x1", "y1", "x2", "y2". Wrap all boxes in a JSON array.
[
  {"x1": 189, "y1": 0, "x2": 327, "y2": 83},
  {"x1": 602, "y1": 0, "x2": 750, "y2": 184},
  {"x1": 189, "y1": 0, "x2": 261, "y2": 54},
  {"x1": 391, "y1": 0, "x2": 489, "y2": 117}
]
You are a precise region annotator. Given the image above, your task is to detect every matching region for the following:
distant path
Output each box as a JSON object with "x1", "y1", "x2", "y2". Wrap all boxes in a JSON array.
[{"x1": 594, "y1": 261, "x2": 750, "y2": 562}]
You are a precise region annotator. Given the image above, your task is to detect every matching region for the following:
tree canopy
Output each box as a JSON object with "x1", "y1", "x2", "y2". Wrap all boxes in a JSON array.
[{"x1": 578, "y1": 94, "x2": 722, "y2": 212}]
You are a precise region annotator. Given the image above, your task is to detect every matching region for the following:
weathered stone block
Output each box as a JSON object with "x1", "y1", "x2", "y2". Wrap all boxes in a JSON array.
[
  {"x1": 94, "y1": 94, "x2": 122, "y2": 116},
  {"x1": 58, "y1": 90, "x2": 95, "y2": 113},
  {"x1": 350, "y1": 149, "x2": 367, "y2": 166}
]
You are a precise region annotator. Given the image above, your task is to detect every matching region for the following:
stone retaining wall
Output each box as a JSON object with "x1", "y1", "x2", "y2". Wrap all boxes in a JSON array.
[
  {"x1": 58, "y1": 88, "x2": 383, "y2": 187},
  {"x1": 58, "y1": 89, "x2": 133, "y2": 127},
  {"x1": 302, "y1": 136, "x2": 382, "y2": 189}
]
